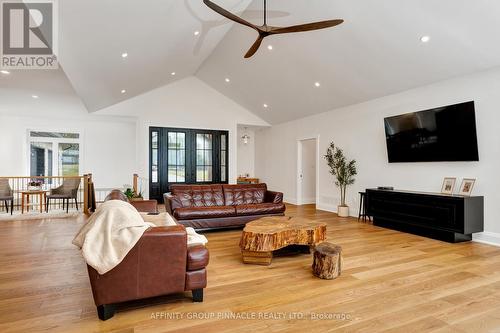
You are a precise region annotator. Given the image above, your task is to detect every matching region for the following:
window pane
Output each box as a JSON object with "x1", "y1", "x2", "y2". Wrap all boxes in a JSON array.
[
  {"x1": 205, "y1": 166, "x2": 212, "y2": 182},
  {"x1": 221, "y1": 153, "x2": 226, "y2": 166},
  {"x1": 221, "y1": 134, "x2": 226, "y2": 150},
  {"x1": 196, "y1": 166, "x2": 205, "y2": 182},
  {"x1": 30, "y1": 142, "x2": 53, "y2": 177},
  {"x1": 152, "y1": 167, "x2": 158, "y2": 183},
  {"x1": 196, "y1": 134, "x2": 204, "y2": 149},
  {"x1": 177, "y1": 166, "x2": 185, "y2": 182},
  {"x1": 152, "y1": 132, "x2": 158, "y2": 149},
  {"x1": 168, "y1": 150, "x2": 177, "y2": 166},
  {"x1": 204, "y1": 151, "x2": 212, "y2": 165},
  {"x1": 177, "y1": 133, "x2": 185, "y2": 149},
  {"x1": 196, "y1": 150, "x2": 204, "y2": 165},
  {"x1": 221, "y1": 167, "x2": 226, "y2": 182},
  {"x1": 168, "y1": 167, "x2": 177, "y2": 182},
  {"x1": 177, "y1": 150, "x2": 185, "y2": 166},
  {"x1": 152, "y1": 152, "x2": 158, "y2": 166},
  {"x1": 204, "y1": 134, "x2": 212, "y2": 149},
  {"x1": 59, "y1": 143, "x2": 79, "y2": 176},
  {"x1": 168, "y1": 132, "x2": 177, "y2": 148},
  {"x1": 151, "y1": 131, "x2": 159, "y2": 183},
  {"x1": 30, "y1": 131, "x2": 79, "y2": 139}
]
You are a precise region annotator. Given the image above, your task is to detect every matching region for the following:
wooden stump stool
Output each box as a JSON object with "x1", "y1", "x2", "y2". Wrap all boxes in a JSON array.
[{"x1": 312, "y1": 242, "x2": 342, "y2": 280}]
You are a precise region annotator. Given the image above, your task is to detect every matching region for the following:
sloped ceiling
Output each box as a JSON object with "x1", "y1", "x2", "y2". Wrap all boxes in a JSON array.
[
  {"x1": 58, "y1": 0, "x2": 252, "y2": 111},
  {"x1": 4, "y1": 0, "x2": 500, "y2": 125},
  {"x1": 197, "y1": 0, "x2": 500, "y2": 124}
]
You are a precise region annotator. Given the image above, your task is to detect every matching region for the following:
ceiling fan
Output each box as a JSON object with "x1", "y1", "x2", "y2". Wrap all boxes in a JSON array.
[{"x1": 203, "y1": 0, "x2": 344, "y2": 58}]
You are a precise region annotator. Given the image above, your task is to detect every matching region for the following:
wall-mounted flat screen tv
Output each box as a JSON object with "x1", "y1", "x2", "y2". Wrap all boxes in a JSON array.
[{"x1": 384, "y1": 101, "x2": 479, "y2": 163}]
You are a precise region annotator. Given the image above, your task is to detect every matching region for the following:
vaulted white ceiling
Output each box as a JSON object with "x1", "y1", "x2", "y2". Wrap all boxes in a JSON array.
[
  {"x1": 58, "y1": 0, "x2": 252, "y2": 111},
  {"x1": 197, "y1": 0, "x2": 500, "y2": 124},
  {"x1": 3, "y1": 0, "x2": 500, "y2": 124}
]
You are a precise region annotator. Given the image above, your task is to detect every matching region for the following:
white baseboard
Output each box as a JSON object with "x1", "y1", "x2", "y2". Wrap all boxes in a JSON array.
[
  {"x1": 316, "y1": 202, "x2": 337, "y2": 213},
  {"x1": 284, "y1": 197, "x2": 297, "y2": 205},
  {"x1": 300, "y1": 197, "x2": 317, "y2": 205},
  {"x1": 473, "y1": 232, "x2": 500, "y2": 247}
]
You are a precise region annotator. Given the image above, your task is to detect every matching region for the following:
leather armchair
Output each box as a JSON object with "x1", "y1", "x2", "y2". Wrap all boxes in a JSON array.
[{"x1": 86, "y1": 225, "x2": 209, "y2": 320}]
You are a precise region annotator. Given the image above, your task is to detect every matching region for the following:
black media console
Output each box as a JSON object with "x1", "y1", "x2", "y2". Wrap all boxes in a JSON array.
[{"x1": 365, "y1": 189, "x2": 484, "y2": 243}]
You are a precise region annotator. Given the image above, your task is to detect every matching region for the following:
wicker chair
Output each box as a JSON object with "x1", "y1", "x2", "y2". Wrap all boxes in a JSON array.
[
  {"x1": 46, "y1": 178, "x2": 81, "y2": 213},
  {"x1": 0, "y1": 179, "x2": 13, "y2": 215}
]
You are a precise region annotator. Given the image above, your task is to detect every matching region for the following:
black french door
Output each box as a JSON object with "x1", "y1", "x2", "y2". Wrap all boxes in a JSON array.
[{"x1": 149, "y1": 127, "x2": 229, "y2": 202}]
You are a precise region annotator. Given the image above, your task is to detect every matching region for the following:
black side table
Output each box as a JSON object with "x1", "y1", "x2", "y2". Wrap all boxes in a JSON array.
[{"x1": 358, "y1": 192, "x2": 371, "y2": 222}]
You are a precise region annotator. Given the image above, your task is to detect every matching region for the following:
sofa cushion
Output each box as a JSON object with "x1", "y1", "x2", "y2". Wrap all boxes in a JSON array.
[
  {"x1": 235, "y1": 203, "x2": 286, "y2": 216},
  {"x1": 223, "y1": 184, "x2": 267, "y2": 206},
  {"x1": 170, "y1": 185, "x2": 224, "y2": 207},
  {"x1": 174, "y1": 205, "x2": 236, "y2": 220}
]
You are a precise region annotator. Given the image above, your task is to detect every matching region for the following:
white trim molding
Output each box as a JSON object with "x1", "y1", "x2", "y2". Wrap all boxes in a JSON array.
[
  {"x1": 473, "y1": 232, "x2": 500, "y2": 247},
  {"x1": 316, "y1": 202, "x2": 337, "y2": 213}
]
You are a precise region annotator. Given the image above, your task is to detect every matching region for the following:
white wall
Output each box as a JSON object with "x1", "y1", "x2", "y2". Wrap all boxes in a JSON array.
[
  {"x1": 237, "y1": 127, "x2": 255, "y2": 177},
  {"x1": 255, "y1": 67, "x2": 500, "y2": 243},
  {"x1": 99, "y1": 77, "x2": 269, "y2": 197},
  {"x1": 0, "y1": 112, "x2": 137, "y2": 188}
]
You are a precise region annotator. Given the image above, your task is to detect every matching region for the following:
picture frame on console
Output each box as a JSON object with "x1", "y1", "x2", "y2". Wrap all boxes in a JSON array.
[
  {"x1": 458, "y1": 178, "x2": 476, "y2": 196},
  {"x1": 441, "y1": 177, "x2": 456, "y2": 195}
]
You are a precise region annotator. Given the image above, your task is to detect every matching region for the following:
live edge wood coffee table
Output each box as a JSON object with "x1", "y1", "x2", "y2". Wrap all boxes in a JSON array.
[{"x1": 239, "y1": 216, "x2": 327, "y2": 265}]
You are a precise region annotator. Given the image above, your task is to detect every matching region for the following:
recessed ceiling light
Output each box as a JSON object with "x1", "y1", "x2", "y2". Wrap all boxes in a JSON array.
[
  {"x1": 263, "y1": 104, "x2": 268, "y2": 108},
  {"x1": 267, "y1": 45, "x2": 273, "y2": 50},
  {"x1": 32, "y1": 95, "x2": 39, "y2": 99},
  {"x1": 225, "y1": 78, "x2": 230, "y2": 83},
  {"x1": 0, "y1": 70, "x2": 10, "y2": 75},
  {"x1": 121, "y1": 89, "x2": 126, "y2": 94},
  {"x1": 194, "y1": 31, "x2": 200, "y2": 36},
  {"x1": 121, "y1": 52, "x2": 128, "y2": 58},
  {"x1": 171, "y1": 72, "x2": 176, "y2": 76},
  {"x1": 420, "y1": 36, "x2": 430, "y2": 43},
  {"x1": 314, "y1": 82, "x2": 321, "y2": 87}
]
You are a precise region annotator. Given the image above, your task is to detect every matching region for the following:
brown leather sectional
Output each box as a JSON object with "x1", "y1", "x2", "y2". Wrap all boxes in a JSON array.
[
  {"x1": 164, "y1": 183, "x2": 285, "y2": 230},
  {"x1": 86, "y1": 192, "x2": 209, "y2": 320}
]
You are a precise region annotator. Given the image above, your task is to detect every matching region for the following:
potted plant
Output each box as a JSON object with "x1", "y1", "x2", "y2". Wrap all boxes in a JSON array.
[
  {"x1": 123, "y1": 188, "x2": 143, "y2": 201},
  {"x1": 324, "y1": 142, "x2": 357, "y2": 217}
]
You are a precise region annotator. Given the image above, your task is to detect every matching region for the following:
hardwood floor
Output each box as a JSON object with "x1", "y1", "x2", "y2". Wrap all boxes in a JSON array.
[{"x1": 1, "y1": 204, "x2": 500, "y2": 332}]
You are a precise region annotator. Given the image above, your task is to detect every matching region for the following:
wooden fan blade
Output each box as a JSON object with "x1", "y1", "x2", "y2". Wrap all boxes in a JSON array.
[
  {"x1": 244, "y1": 34, "x2": 265, "y2": 58},
  {"x1": 203, "y1": 0, "x2": 259, "y2": 31},
  {"x1": 269, "y1": 19, "x2": 344, "y2": 35}
]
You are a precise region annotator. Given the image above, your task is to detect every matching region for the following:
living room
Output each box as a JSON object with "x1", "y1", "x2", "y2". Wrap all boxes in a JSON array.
[{"x1": 1, "y1": 0, "x2": 500, "y2": 332}]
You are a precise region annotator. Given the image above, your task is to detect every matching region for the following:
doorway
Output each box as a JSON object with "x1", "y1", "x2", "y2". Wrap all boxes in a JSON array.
[
  {"x1": 149, "y1": 127, "x2": 229, "y2": 202},
  {"x1": 297, "y1": 137, "x2": 318, "y2": 206}
]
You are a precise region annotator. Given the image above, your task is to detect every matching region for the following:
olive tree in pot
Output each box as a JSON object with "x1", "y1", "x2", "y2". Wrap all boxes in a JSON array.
[{"x1": 324, "y1": 142, "x2": 357, "y2": 217}]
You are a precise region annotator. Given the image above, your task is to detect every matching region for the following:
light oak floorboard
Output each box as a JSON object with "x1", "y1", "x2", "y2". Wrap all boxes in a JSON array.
[{"x1": 0, "y1": 204, "x2": 499, "y2": 332}]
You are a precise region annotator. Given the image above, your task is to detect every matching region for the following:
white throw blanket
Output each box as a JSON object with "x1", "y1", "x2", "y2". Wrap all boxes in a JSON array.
[
  {"x1": 140, "y1": 212, "x2": 208, "y2": 246},
  {"x1": 73, "y1": 200, "x2": 155, "y2": 274}
]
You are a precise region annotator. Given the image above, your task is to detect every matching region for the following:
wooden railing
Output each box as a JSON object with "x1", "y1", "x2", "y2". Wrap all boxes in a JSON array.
[
  {"x1": 0, "y1": 174, "x2": 153, "y2": 215},
  {"x1": 0, "y1": 174, "x2": 94, "y2": 214}
]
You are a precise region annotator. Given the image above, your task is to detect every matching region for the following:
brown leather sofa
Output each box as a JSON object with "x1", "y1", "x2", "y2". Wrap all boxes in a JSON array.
[
  {"x1": 164, "y1": 183, "x2": 285, "y2": 230},
  {"x1": 86, "y1": 191, "x2": 209, "y2": 320}
]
